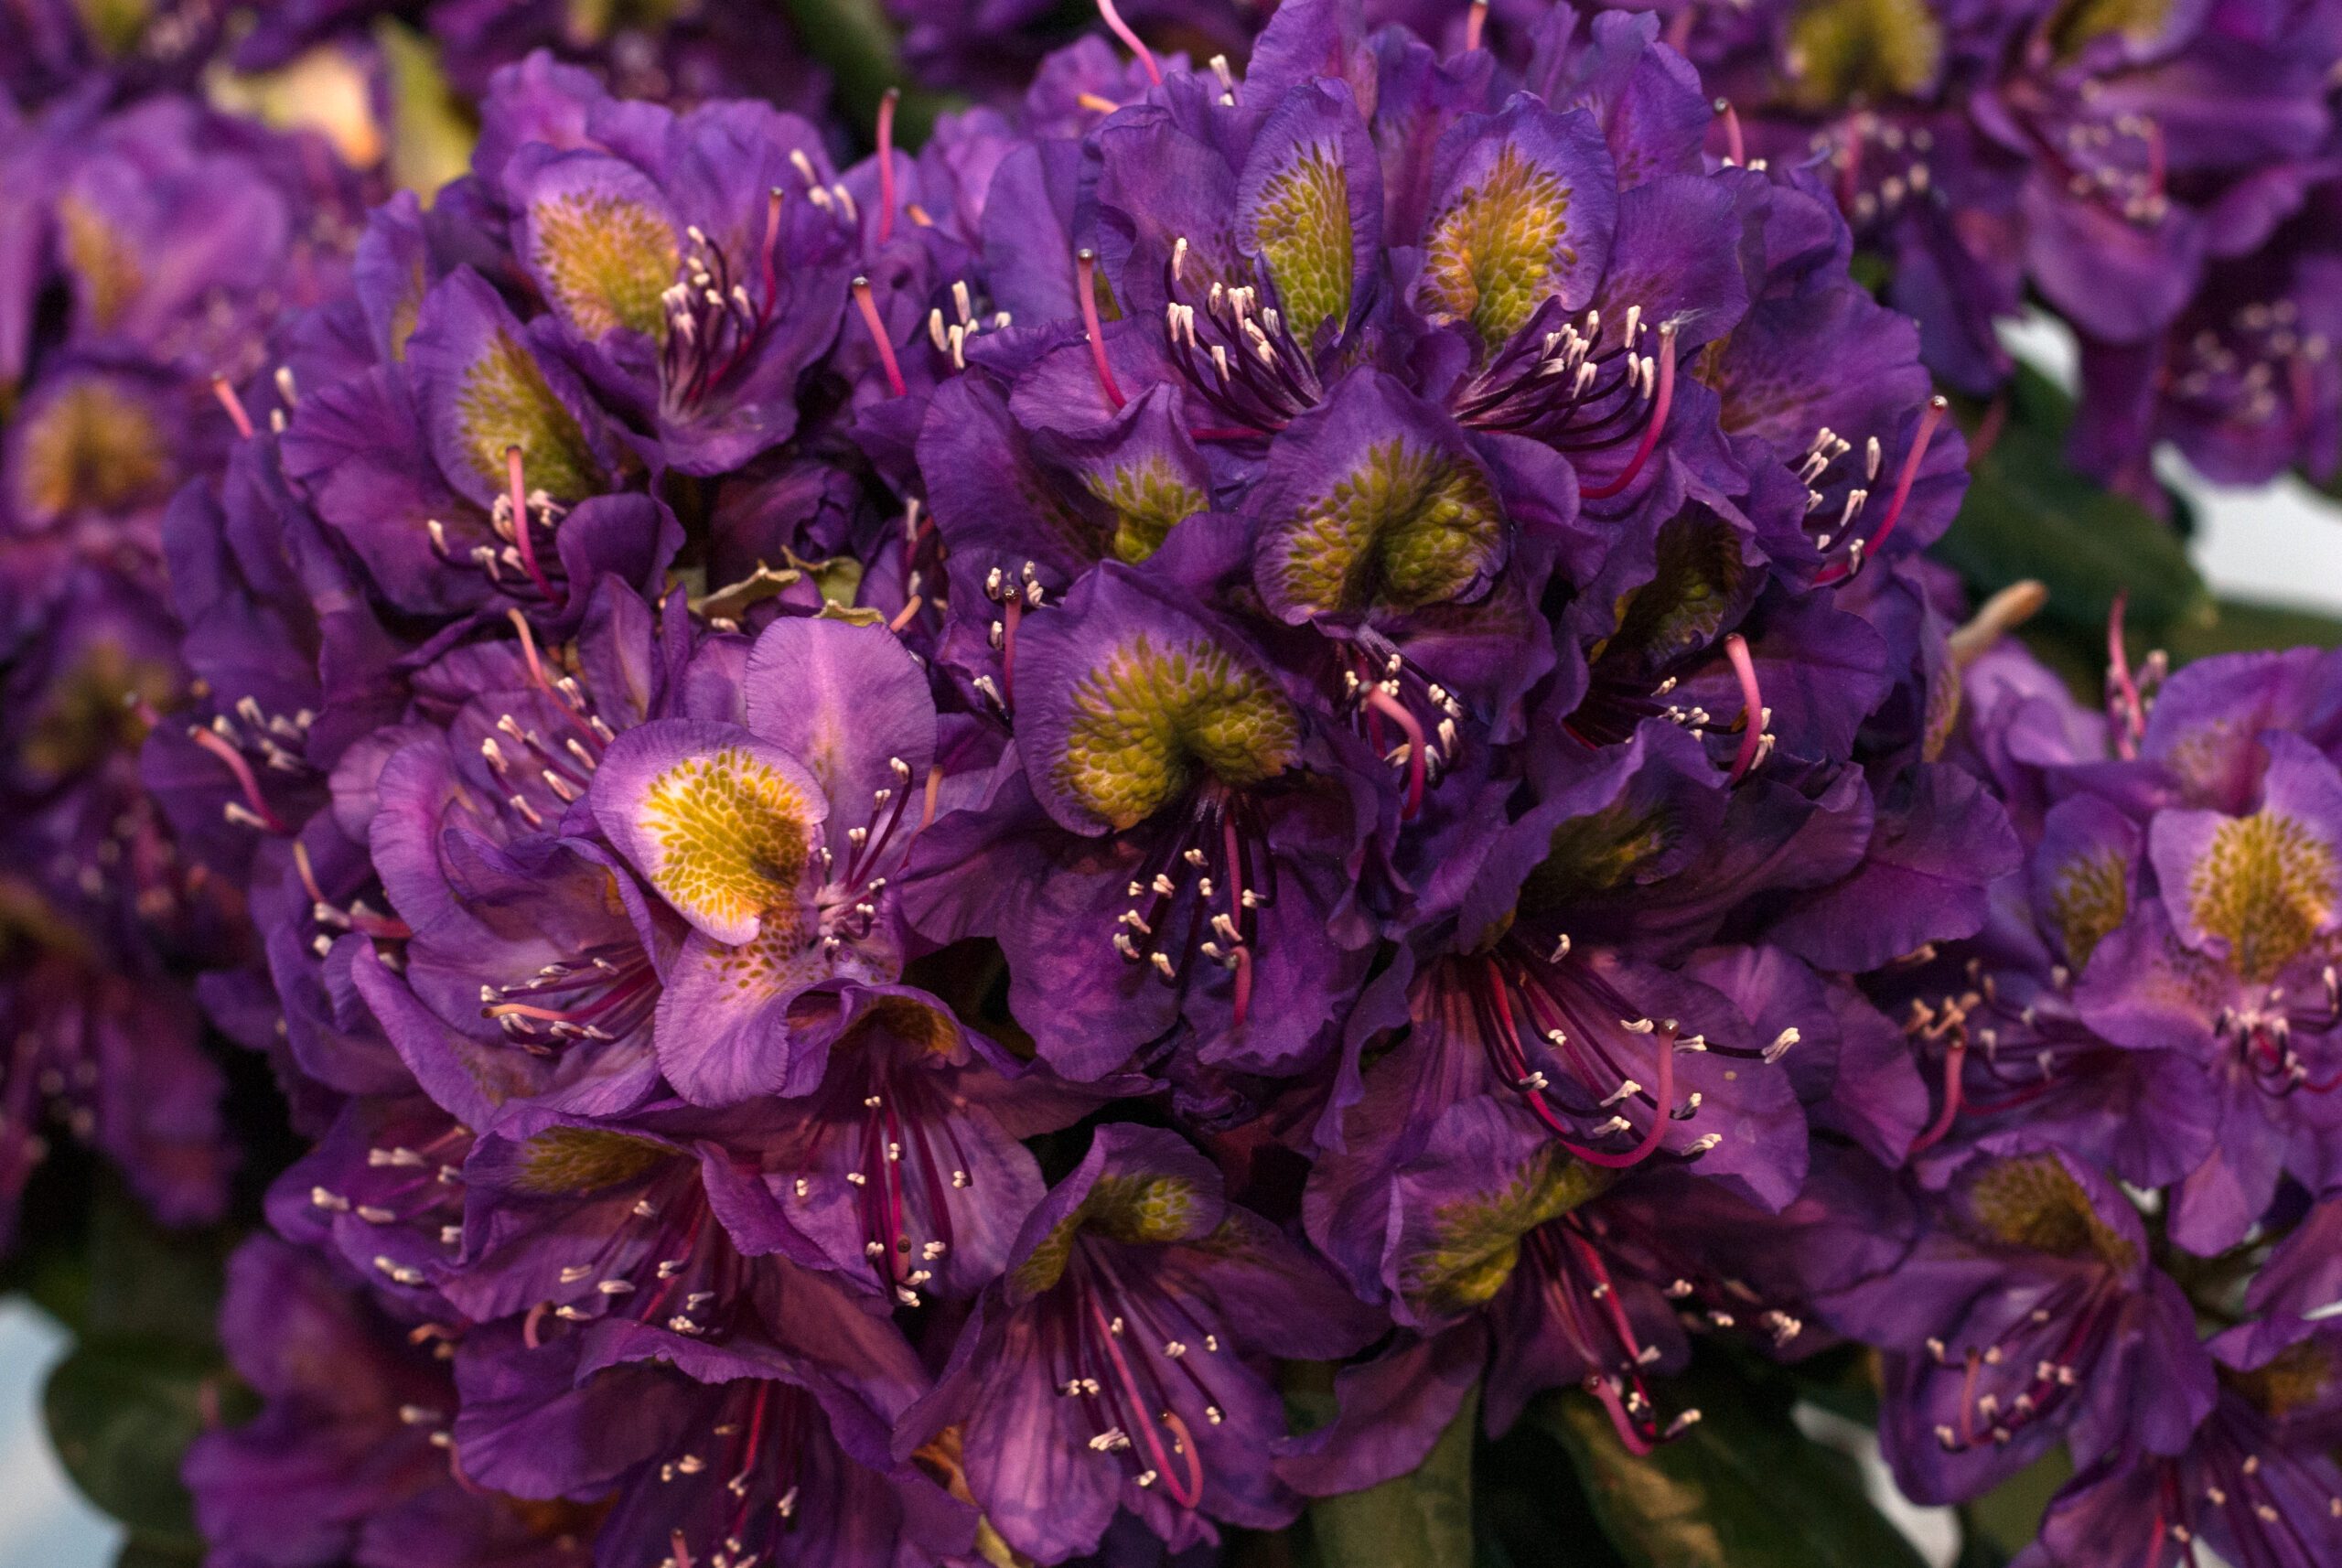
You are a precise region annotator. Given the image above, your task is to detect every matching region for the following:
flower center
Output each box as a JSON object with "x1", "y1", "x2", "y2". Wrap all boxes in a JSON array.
[
  {"x1": 1112, "y1": 780, "x2": 1278, "y2": 1026},
  {"x1": 1521, "y1": 1222, "x2": 1703, "y2": 1455},
  {"x1": 1440, "y1": 935, "x2": 1774, "y2": 1168},
  {"x1": 1919, "y1": 1273, "x2": 2115, "y2": 1453},
  {"x1": 2168, "y1": 298, "x2": 2329, "y2": 435},
  {"x1": 651, "y1": 1378, "x2": 821, "y2": 1568},
  {"x1": 1046, "y1": 1243, "x2": 1221, "y2": 1509}
]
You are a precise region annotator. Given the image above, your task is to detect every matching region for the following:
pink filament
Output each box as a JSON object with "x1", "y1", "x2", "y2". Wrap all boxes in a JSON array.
[
  {"x1": 506, "y1": 608, "x2": 550, "y2": 692},
  {"x1": 1076, "y1": 250, "x2": 1127, "y2": 410},
  {"x1": 1590, "y1": 1374, "x2": 1656, "y2": 1455},
  {"x1": 1365, "y1": 687, "x2": 1427, "y2": 819},
  {"x1": 853, "y1": 276, "x2": 908, "y2": 397},
  {"x1": 1907, "y1": 1033, "x2": 1967, "y2": 1155},
  {"x1": 1095, "y1": 0, "x2": 1162, "y2": 85},
  {"x1": 1222, "y1": 811, "x2": 1253, "y2": 1029},
  {"x1": 758, "y1": 187, "x2": 785, "y2": 308},
  {"x1": 876, "y1": 90, "x2": 900, "y2": 246},
  {"x1": 505, "y1": 446, "x2": 557, "y2": 602},
  {"x1": 1087, "y1": 1297, "x2": 1204, "y2": 1508},
  {"x1": 1580, "y1": 324, "x2": 1676, "y2": 500},
  {"x1": 1817, "y1": 395, "x2": 1947, "y2": 585},
  {"x1": 211, "y1": 377, "x2": 255, "y2": 440},
  {"x1": 1464, "y1": 0, "x2": 1488, "y2": 51},
  {"x1": 2106, "y1": 591, "x2": 2144, "y2": 760},
  {"x1": 189, "y1": 727, "x2": 287, "y2": 832},
  {"x1": 1491, "y1": 975, "x2": 1677, "y2": 1169},
  {"x1": 1721, "y1": 633, "x2": 1764, "y2": 783},
  {"x1": 1715, "y1": 98, "x2": 1745, "y2": 166}
]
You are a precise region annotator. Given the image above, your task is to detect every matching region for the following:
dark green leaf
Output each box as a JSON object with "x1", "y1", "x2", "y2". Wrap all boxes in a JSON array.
[
  {"x1": 116, "y1": 1539, "x2": 205, "y2": 1568},
  {"x1": 78, "y1": 1182, "x2": 232, "y2": 1348},
  {"x1": 776, "y1": 0, "x2": 960, "y2": 146},
  {"x1": 1939, "y1": 366, "x2": 2210, "y2": 647},
  {"x1": 1534, "y1": 1369, "x2": 1927, "y2": 1568},
  {"x1": 1477, "y1": 1402, "x2": 1629, "y2": 1568},
  {"x1": 44, "y1": 1336, "x2": 223, "y2": 1551},
  {"x1": 1305, "y1": 1387, "x2": 1477, "y2": 1568},
  {"x1": 2161, "y1": 596, "x2": 2342, "y2": 661},
  {"x1": 1959, "y1": 1445, "x2": 2071, "y2": 1563}
]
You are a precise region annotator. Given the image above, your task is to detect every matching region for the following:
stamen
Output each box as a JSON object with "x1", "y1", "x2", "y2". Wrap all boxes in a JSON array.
[
  {"x1": 1465, "y1": 0, "x2": 1488, "y2": 51},
  {"x1": 1907, "y1": 1031, "x2": 1967, "y2": 1154},
  {"x1": 211, "y1": 377, "x2": 255, "y2": 440},
  {"x1": 1365, "y1": 687, "x2": 1427, "y2": 819},
  {"x1": 852, "y1": 277, "x2": 908, "y2": 398},
  {"x1": 1580, "y1": 324, "x2": 1676, "y2": 499},
  {"x1": 188, "y1": 726, "x2": 287, "y2": 832},
  {"x1": 1077, "y1": 250, "x2": 1127, "y2": 410},
  {"x1": 875, "y1": 90, "x2": 900, "y2": 247},
  {"x1": 2105, "y1": 590, "x2": 2145, "y2": 760},
  {"x1": 505, "y1": 446, "x2": 557, "y2": 601},
  {"x1": 759, "y1": 187, "x2": 785, "y2": 306},
  {"x1": 1095, "y1": 0, "x2": 1162, "y2": 86},
  {"x1": 1816, "y1": 395, "x2": 1947, "y2": 585},
  {"x1": 1714, "y1": 98, "x2": 1745, "y2": 167},
  {"x1": 1720, "y1": 634, "x2": 1765, "y2": 784}
]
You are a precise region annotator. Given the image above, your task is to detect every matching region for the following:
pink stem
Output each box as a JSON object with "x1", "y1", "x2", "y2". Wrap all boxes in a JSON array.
[
  {"x1": 1581, "y1": 324, "x2": 1676, "y2": 500},
  {"x1": 758, "y1": 187, "x2": 785, "y2": 309},
  {"x1": 853, "y1": 276, "x2": 908, "y2": 397},
  {"x1": 1816, "y1": 394, "x2": 1947, "y2": 585},
  {"x1": 1087, "y1": 1296, "x2": 1204, "y2": 1508},
  {"x1": 1095, "y1": 0, "x2": 1162, "y2": 85},
  {"x1": 1907, "y1": 1034, "x2": 1967, "y2": 1155},
  {"x1": 505, "y1": 446, "x2": 557, "y2": 602},
  {"x1": 1591, "y1": 1375, "x2": 1656, "y2": 1455},
  {"x1": 2106, "y1": 590, "x2": 2143, "y2": 760},
  {"x1": 1364, "y1": 687, "x2": 1426, "y2": 819},
  {"x1": 1077, "y1": 249, "x2": 1127, "y2": 410},
  {"x1": 189, "y1": 727, "x2": 287, "y2": 832},
  {"x1": 876, "y1": 89, "x2": 900, "y2": 246},
  {"x1": 211, "y1": 377, "x2": 255, "y2": 440},
  {"x1": 1721, "y1": 633, "x2": 1764, "y2": 783},
  {"x1": 1222, "y1": 811, "x2": 1253, "y2": 1029}
]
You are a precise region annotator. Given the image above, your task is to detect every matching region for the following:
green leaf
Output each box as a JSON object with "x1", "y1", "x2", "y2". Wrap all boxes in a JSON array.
[
  {"x1": 34, "y1": 1176, "x2": 247, "y2": 1552},
  {"x1": 44, "y1": 1336, "x2": 223, "y2": 1551},
  {"x1": 2161, "y1": 596, "x2": 2342, "y2": 661},
  {"x1": 376, "y1": 18, "x2": 480, "y2": 202},
  {"x1": 79, "y1": 1179, "x2": 232, "y2": 1348},
  {"x1": 1306, "y1": 1386, "x2": 1477, "y2": 1568},
  {"x1": 1534, "y1": 1369, "x2": 1927, "y2": 1568},
  {"x1": 776, "y1": 0, "x2": 960, "y2": 146},
  {"x1": 1960, "y1": 1445, "x2": 2071, "y2": 1563},
  {"x1": 1938, "y1": 367, "x2": 2210, "y2": 648},
  {"x1": 116, "y1": 1539, "x2": 204, "y2": 1568}
]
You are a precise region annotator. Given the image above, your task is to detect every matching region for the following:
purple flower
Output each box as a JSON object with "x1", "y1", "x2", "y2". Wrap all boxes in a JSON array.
[
  {"x1": 899, "y1": 1123, "x2": 1381, "y2": 1563},
  {"x1": 2015, "y1": 1388, "x2": 2342, "y2": 1568},
  {"x1": 2074, "y1": 177, "x2": 2342, "y2": 498},
  {"x1": 902, "y1": 563, "x2": 1386, "y2": 1079},
  {"x1": 1653, "y1": 0, "x2": 2340, "y2": 401},
  {"x1": 2071, "y1": 727, "x2": 2342, "y2": 1252},
  {"x1": 584, "y1": 612, "x2": 985, "y2": 1106},
  {"x1": 452, "y1": 1320, "x2": 970, "y2": 1568},
  {"x1": 1359, "y1": 1099, "x2": 1902, "y2": 1451},
  {"x1": 1824, "y1": 1138, "x2": 2216, "y2": 1505},
  {"x1": 186, "y1": 1235, "x2": 591, "y2": 1568}
]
